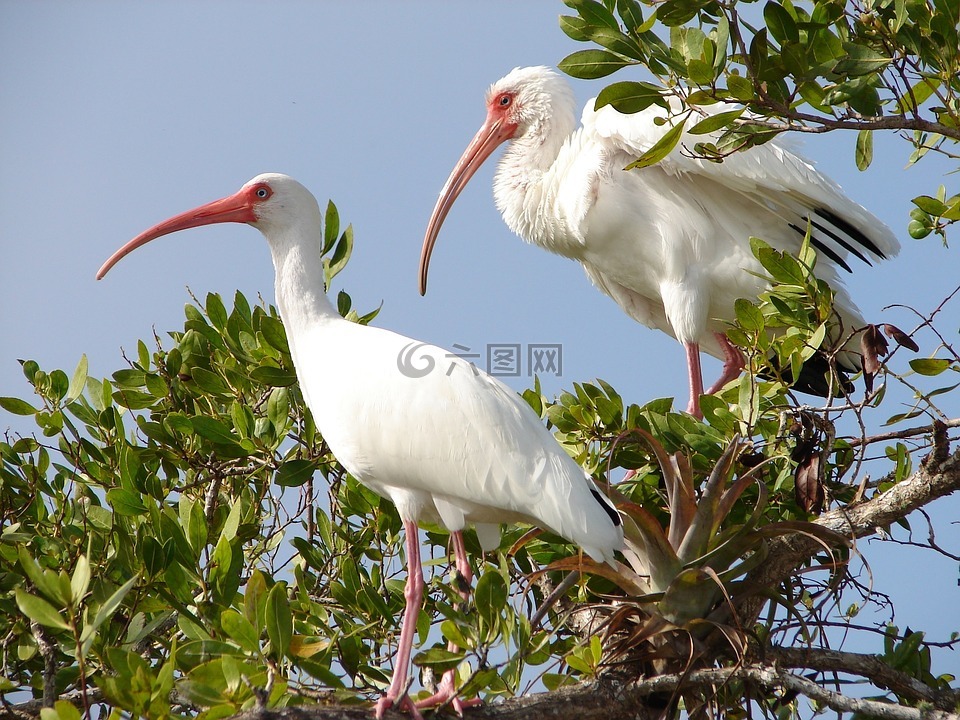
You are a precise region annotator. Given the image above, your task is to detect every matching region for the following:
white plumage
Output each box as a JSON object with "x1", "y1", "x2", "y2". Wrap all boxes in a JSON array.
[
  {"x1": 97, "y1": 173, "x2": 623, "y2": 718},
  {"x1": 420, "y1": 66, "x2": 899, "y2": 417}
]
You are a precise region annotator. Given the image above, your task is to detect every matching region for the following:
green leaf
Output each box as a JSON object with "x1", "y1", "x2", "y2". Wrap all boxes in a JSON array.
[
  {"x1": 895, "y1": 78, "x2": 939, "y2": 114},
  {"x1": 250, "y1": 365, "x2": 297, "y2": 387},
  {"x1": 625, "y1": 119, "x2": 685, "y2": 169},
  {"x1": 259, "y1": 315, "x2": 289, "y2": 354},
  {"x1": 40, "y1": 701, "x2": 82, "y2": 720},
  {"x1": 475, "y1": 570, "x2": 507, "y2": 630},
  {"x1": 90, "y1": 575, "x2": 138, "y2": 633},
  {"x1": 566, "y1": 0, "x2": 620, "y2": 29},
  {"x1": 855, "y1": 129, "x2": 873, "y2": 171},
  {"x1": 322, "y1": 200, "x2": 340, "y2": 255},
  {"x1": 764, "y1": 1, "x2": 798, "y2": 44},
  {"x1": 205, "y1": 292, "x2": 228, "y2": 330},
  {"x1": 265, "y1": 583, "x2": 292, "y2": 658},
  {"x1": 15, "y1": 589, "x2": 70, "y2": 631},
  {"x1": 220, "y1": 499, "x2": 242, "y2": 542},
  {"x1": 594, "y1": 81, "x2": 666, "y2": 114},
  {"x1": 189, "y1": 367, "x2": 231, "y2": 397},
  {"x1": 912, "y1": 196, "x2": 948, "y2": 215},
  {"x1": 107, "y1": 488, "x2": 148, "y2": 516},
  {"x1": 688, "y1": 108, "x2": 744, "y2": 135},
  {"x1": 65, "y1": 354, "x2": 88, "y2": 404},
  {"x1": 0, "y1": 396, "x2": 37, "y2": 415},
  {"x1": 17, "y1": 547, "x2": 64, "y2": 605},
  {"x1": 559, "y1": 14, "x2": 590, "y2": 42},
  {"x1": 70, "y1": 555, "x2": 91, "y2": 604},
  {"x1": 412, "y1": 647, "x2": 465, "y2": 672},
  {"x1": 142, "y1": 536, "x2": 172, "y2": 575},
  {"x1": 559, "y1": 49, "x2": 633, "y2": 79},
  {"x1": 190, "y1": 416, "x2": 242, "y2": 446},
  {"x1": 727, "y1": 74, "x2": 754, "y2": 102},
  {"x1": 833, "y1": 44, "x2": 891, "y2": 76},
  {"x1": 221, "y1": 609, "x2": 261, "y2": 653},
  {"x1": 909, "y1": 358, "x2": 953, "y2": 376},
  {"x1": 275, "y1": 459, "x2": 317, "y2": 488},
  {"x1": 209, "y1": 533, "x2": 242, "y2": 603},
  {"x1": 324, "y1": 226, "x2": 354, "y2": 285}
]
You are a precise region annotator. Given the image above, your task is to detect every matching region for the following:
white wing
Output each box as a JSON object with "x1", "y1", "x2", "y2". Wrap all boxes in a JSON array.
[
  {"x1": 291, "y1": 319, "x2": 623, "y2": 564},
  {"x1": 582, "y1": 98, "x2": 900, "y2": 271}
]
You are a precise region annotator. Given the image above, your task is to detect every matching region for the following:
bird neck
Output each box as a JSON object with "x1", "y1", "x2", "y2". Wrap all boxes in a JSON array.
[
  {"x1": 492, "y1": 110, "x2": 585, "y2": 258},
  {"x1": 267, "y1": 231, "x2": 341, "y2": 336}
]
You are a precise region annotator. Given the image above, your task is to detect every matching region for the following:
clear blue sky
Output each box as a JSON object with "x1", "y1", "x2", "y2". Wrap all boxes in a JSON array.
[{"x1": 2, "y1": 2, "x2": 957, "y2": 673}]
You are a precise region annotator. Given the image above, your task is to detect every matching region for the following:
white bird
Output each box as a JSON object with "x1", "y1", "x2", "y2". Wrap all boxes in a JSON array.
[
  {"x1": 96, "y1": 173, "x2": 623, "y2": 718},
  {"x1": 419, "y1": 66, "x2": 900, "y2": 418}
]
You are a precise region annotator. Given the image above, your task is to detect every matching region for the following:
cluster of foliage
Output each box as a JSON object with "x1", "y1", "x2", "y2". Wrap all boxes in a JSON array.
[
  {"x1": 557, "y1": 0, "x2": 960, "y2": 242},
  {"x1": 1, "y1": 192, "x2": 958, "y2": 720}
]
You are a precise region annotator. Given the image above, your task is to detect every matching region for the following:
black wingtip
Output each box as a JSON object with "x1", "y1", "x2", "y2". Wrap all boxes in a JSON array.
[
  {"x1": 590, "y1": 487, "x2": 622, "y2": 527},
  {"x1": 814, "y1": 207, "x2": 886, "y2": 259},
  {"x1": 761, "y1": 351, "x2": 856, "y2": 397}
]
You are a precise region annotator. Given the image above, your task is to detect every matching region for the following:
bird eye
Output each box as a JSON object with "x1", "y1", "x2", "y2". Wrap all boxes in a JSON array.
[
  {"x1": 498, "y1": 94, "x2": 512, "y2": 107},
  {"x1": 255, "y1": 186, "x2": 271, "y2": 199}
]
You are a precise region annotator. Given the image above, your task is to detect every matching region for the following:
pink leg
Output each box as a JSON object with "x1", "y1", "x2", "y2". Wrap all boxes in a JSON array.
[
  {"x1": 685, "y1": 341, "x2": 705, "y2": 418},
  {"x1": 704, "y1": 332, "x2": 745, "y2": 395},
  {"x1": 375, "y1": 520, "x2": 425, "y2": 720},
  {"x1": 414, "y1": 531, "x2": 481, "y2": 715}
]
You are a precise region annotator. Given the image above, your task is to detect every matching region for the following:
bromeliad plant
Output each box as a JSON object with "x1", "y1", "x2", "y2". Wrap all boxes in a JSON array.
[{"x1": 526, "y1": 239, "x2": 920, "y2": 684}]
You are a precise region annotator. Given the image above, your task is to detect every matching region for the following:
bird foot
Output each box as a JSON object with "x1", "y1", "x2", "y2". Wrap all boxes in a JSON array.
[
  {"x1": 375, "y1": 692, "x2": 425, "y2": 720},
  {"x1": 414, "y1": 671, "x2": 481, "y2": 716}
]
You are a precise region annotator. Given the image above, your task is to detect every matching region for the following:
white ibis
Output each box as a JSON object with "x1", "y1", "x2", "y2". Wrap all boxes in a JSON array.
[
  {"x1": 420, "y1": 66, "x2": 900, "y2": 418},
  {"x1": 97, "y1": 173, "x2": 624, "y2": 718}
]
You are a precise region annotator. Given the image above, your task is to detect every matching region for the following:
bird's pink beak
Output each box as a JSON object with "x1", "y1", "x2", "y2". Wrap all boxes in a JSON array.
[
  {"x1": 419, "y1": 113, "x2": 517, "y2": 295},
  {"x1": 96, "y1": 189, "x2": 257, "y2": 280}
]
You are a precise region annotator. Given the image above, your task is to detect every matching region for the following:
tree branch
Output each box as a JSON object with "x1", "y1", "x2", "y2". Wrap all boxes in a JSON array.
[
  {"x1": 737, "y1": 441, "x2": 960, "y2": 626},
  {"x1": 213, "y1": 660, "x2": 960, "y2": 720},
  {"x1": 769, "y1": 646, "x2": 960, "y2": 711}
]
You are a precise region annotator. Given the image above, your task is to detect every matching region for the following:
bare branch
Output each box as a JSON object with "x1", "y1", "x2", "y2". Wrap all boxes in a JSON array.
[
  {"x1": 769, "y1": 646, "x2": 959, "y2": 711},
  {"x1": 737, "y1": 443, "x2": 960, "y2": 625}
]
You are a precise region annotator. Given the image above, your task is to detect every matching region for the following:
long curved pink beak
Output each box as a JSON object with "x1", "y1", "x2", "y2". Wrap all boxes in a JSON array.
[
  {"x1": 418, "y1": 114, "x2": 517, "y2": 295},
  {"x1": 96, "y1": 189, "x2": 256, "y2": 280}
]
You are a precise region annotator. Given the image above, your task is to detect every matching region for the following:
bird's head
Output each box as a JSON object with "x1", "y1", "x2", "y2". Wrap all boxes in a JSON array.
[
  {"x1": 484, "y1": 66, "x2": 574, "y2": 140},
  {"x1": 96, "y1": 173, "x2": 318, "y2": 280},
  {"x1": 418, "y1": 66, "x2": 575, "y2": 295}
]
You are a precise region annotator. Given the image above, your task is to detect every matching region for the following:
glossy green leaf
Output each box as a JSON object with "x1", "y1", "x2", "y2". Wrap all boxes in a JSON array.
[
  {"x1": 0, "y1": 396, "x2": 37, "y2": 415},
  {"x1": 475, "y1": 570, "x2": 507, "y2": 630},
  {"x1": 259, "y1": 315, "x2": 289, "y2": 354},
  {"x1": 594, "y1": 81, "x2": 666, "y2": 113},
  {"x1": 90, "y1": 575, "x2": 138, "y2": 633},
  {"x1": 65, "y1": 354, "x2": 88, "y2": 404},
  {"x1": 250, "y1": 365, "x2": 297, "y2": 387},
  {"x1": 624, "y1": 119, "x2": 685, "y2": 169},
  {"x1": 70, "y1": 555, "x2": 91, "y2": 604},
  {"x1": 275, "y1": 459, "x2": 317, "y2": 488},
  {"x1": 764, "y1": 1, "x2": 798, "y2": 44},
  {"x1": 688, "y1": 108, "x2": 744, "y2": 135},
  {"x1": 855, "y1": 129, "x2": 874, "y2": 171},
  {"x1": 15, "y1": 589, "x2": 70, "y2": 631},
  {"x1": 107, "y1": 488, "x2": 148, "y2": 516},
  {"x1": 909, "y1": 358, "x2": 953, "y2": 376},
  {"x1": 265, "y1": 583, "x2": 292, "y2": 658},
  {"x1": 190, "y1": 416, "x2": 242, "y2": 446},
  {"x1": 411, "y1": 647, "x2": 466, "y2": 672},
  {"x1": 833, "y1": 44, "x2": 891, "y2": 76},
  {"x1": 559, "y1": 49, "x2": 633, "y2": 79},
  {"x1": 221, "y1": 609, "x2": 261, "y2": 653}
]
